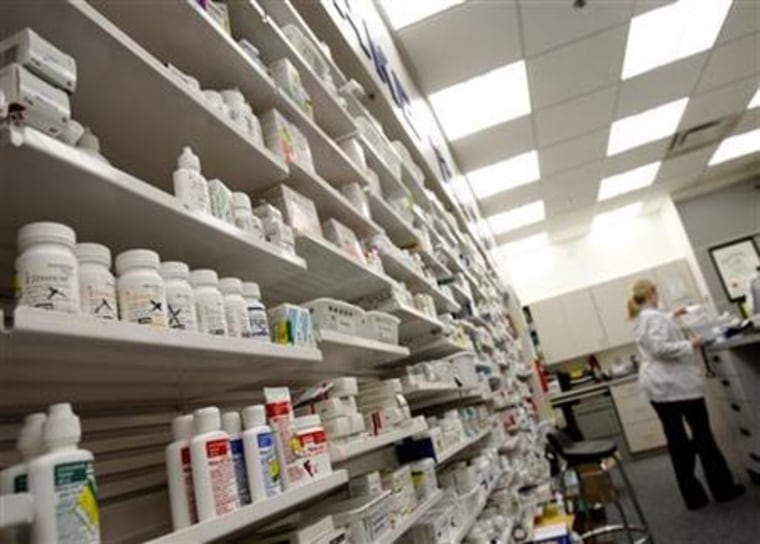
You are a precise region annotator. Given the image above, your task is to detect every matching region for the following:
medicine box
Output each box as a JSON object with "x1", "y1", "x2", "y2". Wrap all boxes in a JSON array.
[
  {"x1": 270, "y1": 58, "x2": 313, "y2": 118},
  {"x1": 322, "y1": 218, "x2": 366, "y2": 264},
  {"x1": 303, "y1": 298, "x2": 364, "y2": 336},
  {"x1": 268, "y1": 303, "x2": 314, "y2": 347},
  {"x1": 312, "y1": 396, "x2": 358, "y2": 420},
  {"x1": 0, "y1": 63, "x2": 70, "y2": 137},
  {"x1": 361, "y1": 311, "x2": 400, "y2": 344},
  {"x1": 349, "y1": 471, "x2": 383, "y2": 498},
  {"x1": 0, "y1": 28, "x2": 77, "y2": 92},
  {"x1": 310, "y1": 491, "x2": 392, "y2": 544},
  {"x1": 263, "y1": 184, "x2": 323, "y2": 239}
]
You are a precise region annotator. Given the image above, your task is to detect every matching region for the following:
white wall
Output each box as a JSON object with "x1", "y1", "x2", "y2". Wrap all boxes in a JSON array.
[{"x1": 505, "y1": 198, "x2": 708, "y2": 305}]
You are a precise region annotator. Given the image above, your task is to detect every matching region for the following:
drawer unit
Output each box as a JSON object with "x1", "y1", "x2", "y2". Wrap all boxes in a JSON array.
[
  {"x1": 707, "y1": 351, "x2": 738, "y2": 378},
  {"x1": 622, "y1": 418, "x2": 667, "y2": 453},
  {"x1": 724, "y1": 399, "x2": 759, "y2": 433},
  {"x1": 713, "y1": 375, "x2": 750, "y2": 402}
]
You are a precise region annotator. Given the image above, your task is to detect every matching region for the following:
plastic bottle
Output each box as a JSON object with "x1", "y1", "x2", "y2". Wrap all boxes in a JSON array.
[
  {"x1": 190, "y1": 269, "x2": 228, "y2": 335},
  {"x1": 231, "y1": 192, "x2": 264, "y2": 240},
  {"x1": 28, "y1": 403, "x2": 100, "y2": 544},
  {"x1": 751, "y1": 267, "x2": 760, "y2": 315},
  {"x1": 115, "y1": 249, "x2": 168, "y2": 327},
  {"x1": 220, "y1": 88, "x2": 249, "y2": 133},
  {"x1": 219, "y1": 277, "x2": 252, "y2": 338},
  {"x1": 173, "y1": 146, "x2": 211, "y2": 215},
  {"x1": 15, "y1": 221, "x2": 80, "y2": 314},
  {"x1": 190, "y1": 407, "x2": 239, "y2": 521},
  {"x1": 241, "y1": 405, "x2": 282, "y2": 501},
  {"x1": 221, "y1": 411, "x2": 251, "y2": 506},
  {"x1": 76, "y1": 243, "x2": 118, "y2": 320},
  {"x1": 242, "y1": 282, "x2": 270, "y2": 342},
  {"x1": 0, "y1": 412, "x2": 47, "y2": 494},
  {"x1": 165, "y1": 415, "x2": 198, "y2": 530},
  {"x1": 294, "y1": 415, "x2": 331, "y2": 481},
  {"x1": 160, "y1": 261, "x2": 198, "y2": 332}
]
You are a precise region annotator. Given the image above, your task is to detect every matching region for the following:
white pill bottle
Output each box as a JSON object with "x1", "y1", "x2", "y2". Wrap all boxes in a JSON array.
[
  {"x1": 76, "y1": 242, "x2": 118, "y2": 320},
  {"x1": 115, "y1": 249, "x2": 168, "y2": 327}
]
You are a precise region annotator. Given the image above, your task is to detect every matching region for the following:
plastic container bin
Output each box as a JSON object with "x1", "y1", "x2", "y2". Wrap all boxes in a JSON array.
[
  {"x1": 361, "y1": 311, "x2": 400, "y2": 344},
  {"x1": 304, "y1": 298, "x2": 364, "y2": 336},
  {"x1": 313, "y1": 491, "x2": 392, "y2": 544}
]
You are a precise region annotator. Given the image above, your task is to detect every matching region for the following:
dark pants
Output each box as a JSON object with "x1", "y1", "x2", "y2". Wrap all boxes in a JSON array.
[{"x1": 651, "y1": 398, "x2": 736, "y2": 508}]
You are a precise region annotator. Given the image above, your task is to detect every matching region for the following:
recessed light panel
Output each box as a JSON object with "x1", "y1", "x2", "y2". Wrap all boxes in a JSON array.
[
  {"x1": 709, "y1": 129, "x2": 760, "y2": 166},
  {"x1": 607, "y1": 97, "x2": 688, "y2": 155},
  {"x1": 622, "y1": 0, "x2": 733, "y2": 79},
  {"x1": 379, "y1": 0, "x2": 465, "y2": 30},
  {"x1": 597, "y1": 162, "x2": 661, "y2": 201},
  {"x1": 429, "y1": 61, "x2": 531, "y2": 141},
  {"x1": 467, "y1": 151, "x2": 540, "y2": 200},
  {"x1": 487, "y1": 200, "x2": 545, "y2": 235},
  {"x1": 592, "y1": 202, "x2": 643, "y2": 230}
]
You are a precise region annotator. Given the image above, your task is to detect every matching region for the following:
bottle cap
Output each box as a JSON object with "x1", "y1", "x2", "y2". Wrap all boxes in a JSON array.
[
  {"x1": 77, "y1": 127, "x2": 101, "y2": 153},
  {"x1": 44, "y1": 403, "x2": 81, "y2": 448},
  {"x1": 18, "y1": 222, "x2": 76, "y2": 252},
  {"x1": 221, "y1": 411, "x2": 242, "y2": 435},
  {"x1": 220, "y1": 88, "x2": 245, "y2": 107},
  {"x1": 160, "y1": 261, "x2": 190, "y2": 280},
  {"x1": 76, "y1": 243, "x2": 112, "y2": 267},
  {"x1": 241, "y1": 405, "x2": 267, "y2": 429},
  {"x1": 295, "y1": 414, "x2": 321, "y2": 431},
  {"x1": 193, "y1": 406, "x2": 221, "y2": 434},
  {"x1": 219, "y1": 277, "x2": 243, "y2": 295},
  {"x1": 190, "y1": 269, "x2": 219, "y2": 287},
  {"x1": 171, "y1": 414, "x2": 194, "y2": 442},
  {"x1": 242, "y1": 282, "x2": 261, "y2": 300},
  {"x1": 17, "y1": 412, "x2": 47, "y2": 457},
  {"x1": 177, "y1": 146, "x2": 200, "y2": 172},
  {"x1": 231, "y1": 192, "x2": 252, "y2": 210},
  {"x1": 115, "y1": 249, "x2": 160, "y2": 275}
]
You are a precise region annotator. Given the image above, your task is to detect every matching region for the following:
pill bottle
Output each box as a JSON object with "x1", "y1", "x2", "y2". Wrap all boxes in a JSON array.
[
  {"x1": 219, "y1": 277, "x2": 252, "y2": 338},
  {"x1": 173, "y1": 146, "x2": 211, "y2": 215},
  {"x1": 15, "y1": 221, "x2": 80, "y2": 314},
  {"x1": 231, "y1": 192, "x2": 264, "y2": 241},
  {"x1": 295, "y1": 415, "x2": 331, "y2": 481},
  {"x1": 160, "y1": 261, "x2": 198, "y2": 332},
  {"x1": 190, "y1": 269, "x2": 228, "y2": 335},
  {"x1": 220, "y1": 89, "x2": 249, "y2": 133},
  {"x1": 221, "y1": 411, "x2": 251, "y2": 506},
  {"x1": 165, "y1": 415, "x2": 197, "y2": 530},
  {"x1": 0, "y1": 412, "x2": 46, "y2": 494},
  {"x1": 242, "y1": 282, "x2": 270, "y2": 342},
  {"x1": 115, "y1": 249, "x2": 168, "y2": 327},
  {"x1": 76, "y1": 243, "x2": 117, "y2": 320}
]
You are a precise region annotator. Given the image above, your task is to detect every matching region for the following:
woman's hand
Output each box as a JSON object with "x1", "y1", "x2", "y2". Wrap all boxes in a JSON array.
[{"x1": 691, "y1": 336, "x2": 704, "y2": 349}]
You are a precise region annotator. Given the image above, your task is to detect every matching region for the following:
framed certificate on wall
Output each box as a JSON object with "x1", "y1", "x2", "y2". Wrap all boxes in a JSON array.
[{"x1": 709, "y1": 236, "x2": 760, "y2": 302}]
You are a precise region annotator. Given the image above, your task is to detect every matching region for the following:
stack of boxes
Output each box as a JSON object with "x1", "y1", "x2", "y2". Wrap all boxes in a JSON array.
[
  {"x1": 357, "y1": 379, "x2": 416, "y2": 436},
  {"x1": 297, "y1": 378, "x2": 367, "y2": 448}
]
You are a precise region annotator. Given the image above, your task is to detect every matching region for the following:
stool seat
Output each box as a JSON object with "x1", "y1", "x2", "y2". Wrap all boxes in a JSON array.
[{"x1": 562, "y1": 439, "x2": 618, "y2": 465}]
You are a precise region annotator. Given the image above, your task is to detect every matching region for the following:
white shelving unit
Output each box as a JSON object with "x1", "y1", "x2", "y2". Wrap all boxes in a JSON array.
[
  {"x1": 367, "y1": 192, "x2": 420, "y2": 248},
  {"x1": 379, "y1": 254, "x2": 460, "y2": 313},
  {"x1": 435, "y1": 427, "x2": 492, "y2": 466},
  {"x1": 453, "y1": 472, "x2": 504, "y2": 544},
  {"x1": 376, "y1": 490, "x2": 444, "y2": 544},
  {"x1": 380, "y1": 303, "x2": 444, "y2": 342},
  {"x1": 144, "y1": 471, "x2": 348, "y2": 544},
  {"x1": 315, "y1": 329, "x2": 410, "y2": 375},
  {"x1": 330, "y1": 417, "x2": 428, "y2": 463}
]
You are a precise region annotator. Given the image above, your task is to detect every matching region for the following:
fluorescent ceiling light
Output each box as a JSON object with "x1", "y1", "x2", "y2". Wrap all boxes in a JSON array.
[
  {"x1": 487, "y1": 200, "x2": 545, "y2": 235},
  {"x1": 607, "y1": 97, "x2": 688, "y2": 155},
  {"x1": 709, "y1": 128, "x2": 760, "y2": 165},
  {"x1": 467, "y1": 151, "x2": 540, "y2": 200},
  {"x1": 597, "y1": 162, "x2": 661, "y2": 201},
  {"x1": 500, "y1": 232, "x2": 549, "y2": 256},
  {"x1": 592, "y1": 202, "x2": 643, "y2": 230},
  {"x1": 622, "y1": 0, "x2": 733, "y2": 79},
  {"x1": 749, "y1": 88, "x2": 760, "y2": 109},
  {"x1": 429, "y1": 61, "x2": 531, "y2": 141},
  {"x1": 380, "y1": 0, "x2": 465, "y2": 30}
]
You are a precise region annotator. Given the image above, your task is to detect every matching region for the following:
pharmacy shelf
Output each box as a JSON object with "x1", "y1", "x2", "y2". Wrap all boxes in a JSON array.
[
  {"x1": 376, "y1": 490, "x2": 444, "y2": 544},
  {"x1": 450, "y1": 283, "x2": 474, "y2": 305},
  {"x1": 409, "y1": 386, "x2": 490, "y2": 412},
  {"x1": 406, "y1": 336, "x2": 472, "y2": 362},
  {"x1": 435, "y1": 427, "x2": 492, "y2": 466},
  {"x1": 379, "y1": 254, "x2": 460, "y2": 313},
  {"x1": 145, "y1": 471, "x2": 348, "y2": 544},
  {"x1": 453, "y1": 472, "x2": 504, "y2": 544},
  {"x1": 358, "y1": 134, "x2": 409, "y2": 199},
  {"x1": 380, "y1": 303, "x2": 444, "y2": 343},
  {"x1": 367, "y1": 192, "x2": 420, "y2": 248},
  {"x1": 399, "y1": 162, "x2": 429, "y2": 209},
  {"x1": 0, "y1": 126, "x2": 306, "y2": 296},
  {"x1": 402, "y1": 381, "x2": 464, "y2": 400},
  {"x1": 0, "y1": 1, "x2": 289, "y2": 195},
  {"x1": 267, "y1": 233, "x2": 393, "y2": 304},
  {"x1": 331, "y1": 417, "x2": 428, "y2": 463},
  {"x1": 316, "y1": 329, "x2": 410, "y2": 371},
  {"x1": 416, "y1": 247, "x2": 452, "y2": 281},
  {"x1": 0, "y1": 307, "x2": 323, "y2": 407}
]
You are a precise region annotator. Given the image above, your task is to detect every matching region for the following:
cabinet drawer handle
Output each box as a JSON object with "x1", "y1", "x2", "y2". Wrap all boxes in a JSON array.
[
  {"x1": 712, "y1": 356, "x2": 720, "y2": 363},
  {"x1": 730, "y1": 403, "x2": 741, "y2": 412},
  {"x1": 750, "y1": 453, "x2": 760, "y2": 463},
  {"x1": 740, "y1": 428, "x2": 751, "y2": 437},
  {"x1": 721, "y1": 379, "x2": 730, "y2": 387}
]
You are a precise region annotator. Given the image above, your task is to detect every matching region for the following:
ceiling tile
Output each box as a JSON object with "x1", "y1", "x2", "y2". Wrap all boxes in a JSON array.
[
  {"x1": 451, "y1": 115, "x2": 535, "y2": 171},
  {"x1": 601, "y1": 136, "x2": 670, "y2": 176},
  {"x1": 540, "y1": 161, "x2": 603, "y2": 216},
  {"x1": 478, "y1": 180, "x2": 541, "y2": 217},
  {"x1": 718, "y1": 1, "x2": 760, "y2": 45},
  {"x1": 539, "y1": 128, "x2": 608, "y2": 177},
  {"x1": 519, "y1": 0, "x2": 634, "y2": 58},
  {"x1": 730, "y1": 104, "x2": 760, "y2": 135},
  {"x1": 397, "y1": 1, "x2": 522, "y2": 93},
  {"x1": 696, "y1": 32, "x2": 760, "y2": 93},
  {"x1": 655, "y1": 146, "x2": 714, "y2": 182},
  {"x1": 680, "y1": 75, "x2": 758, "y2": 129},
  {"x1": 616, "y1": 52, "x2": 707, "y2": 118},
  {"x1": 527, "y1": 25, "x2": 627, "y2": 109},
  {"x1": 535, "y1": 86, "x2": 616, "y2": 148}
]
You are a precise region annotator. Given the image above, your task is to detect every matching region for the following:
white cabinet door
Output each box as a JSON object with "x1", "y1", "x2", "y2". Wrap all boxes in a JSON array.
[
  {"x1": 591, "y1": 272, "x2": 654, "y2": 348},
  {"x1": 560, "y1": 289, "x2": 608, "y2": 355},
  {"x1": 529, "y1": 298, "x2": 574, "y2": 364}
]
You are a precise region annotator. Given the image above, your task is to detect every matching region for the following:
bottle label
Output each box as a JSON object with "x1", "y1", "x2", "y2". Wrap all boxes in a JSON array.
[
  {"x1": 16, "y1": 260, "x2": 79, "y2": 313},
  {"x1": 298, "y1": 429, "x2": 330, "y2": 479},
  {"x1": 53, "y1": 460, "x2": 100, "y2": 544},
  {"x1": 247, "y1": 306, "x2": 270, "y2": 341},
  {"x1": 197, "y1": 299, "x2": 227, "y2": 335},
  {"x1": 205, "y1": 439, "x2": 238, "y2": 515},
  {"x1": 256, "y1": 431, "x2": 282, "y2": 496},
  {"x1": 225, "y1": 304, "x2": 252, "y2": 338},
  {"x1": 180, "y1": 447, "x2": 198, "y2": 523},
  {"x1": 228, "y1": 438, "x2": 251, "y2": 505},
  {"x1": 176, "y1": 174, "x2": 211, "y2": 214},
  {"x1": 118, "y1": 283, "x2": 167, "y2": 327},
  {"x1": 80, "y1": 278, "x2": 117, "y2": 320},
  {"x1": 166, "y1": 292, "x2": 197, "y2": 331}
]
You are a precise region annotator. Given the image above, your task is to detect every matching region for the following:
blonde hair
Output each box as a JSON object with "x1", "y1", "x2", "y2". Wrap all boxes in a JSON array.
[{"x1": 627, "y1": 279, "x2": 656, "y2": 319}]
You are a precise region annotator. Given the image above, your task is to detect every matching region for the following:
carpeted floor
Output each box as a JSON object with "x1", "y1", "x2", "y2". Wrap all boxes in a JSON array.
[{"x1": 618, "y1": 453, "x2": 760, "y2": 543}]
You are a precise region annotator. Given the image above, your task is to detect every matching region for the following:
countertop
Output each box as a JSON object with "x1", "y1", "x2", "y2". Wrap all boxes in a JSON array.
[
  {"x1": 706, "y1": 332, "x2": 760, "y2": 351},
  {"x1": 549, "y1": 374, "x2": 638, "y2": 406}
]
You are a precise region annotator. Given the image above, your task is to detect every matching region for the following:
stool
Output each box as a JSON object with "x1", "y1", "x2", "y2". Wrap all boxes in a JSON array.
[{"x1": 548, "y1": 431, "x2": 653, "y2": 544}]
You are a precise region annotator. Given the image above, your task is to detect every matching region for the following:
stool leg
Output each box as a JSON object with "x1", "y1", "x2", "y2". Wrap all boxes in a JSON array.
[
  {"x1": 615, "y1": 453, "x2": 654, "y2": 544},
  {"x1": 611, "y1": 500, "x2": 636, "y2": 544}
]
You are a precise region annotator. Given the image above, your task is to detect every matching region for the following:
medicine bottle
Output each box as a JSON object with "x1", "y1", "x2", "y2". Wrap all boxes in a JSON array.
[
  {"x1": 220, "y1": 89, "x2": 249, "y2": 133},
  {"x1": 160, "y1": 261, "x2": 198, "y2": 332},
  {"x1": 115, "y1": 249, "x2": 168, "y2": 327},
  {"x1": 76, "y1": 243, "x2": 118, "y2": 320},
  {"x1": 231, "y1": 192, "x2": 264, "y2": 241},
  {"x1": 242, "y1": 282, "x2": 270, "y2": 342},
  {"x1": 166, "y1": 415, "x2": 198, "y2": 530},
  {"x1": 190, "y1": 269, "x2": 228, "y2": 335},
  {"x1": 221, "y1": 411, "x2": 251, "y2": 506},
  {"x1": 0, "y1": 412, "x2": 46, "y2": 494},
  {"x1": 15, "y1": 221, "x2": 80, "y2": 314},
  {"x1": 294, "y1": 415, "x2": 331, "y2": 481},
  {"x1": 241, "y1": 405, "x2": 282, "y2": 501},
  {"x1": 219, "y1": 277, "x2": 252, "y2": 338},
  {"x1": 173, "y1": 146, "x2": 211, "y2": 215}
]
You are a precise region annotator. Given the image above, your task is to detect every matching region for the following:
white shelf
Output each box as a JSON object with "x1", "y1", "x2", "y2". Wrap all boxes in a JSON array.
[
  {"x1": 450, "y1": 283, "x2": 473, "y2": 305},
  {"x1": 376, "y1": 490, "x2": 443, "y2": 544},
  {"x1": 145, "y1": 471, "x2": 348, "y2": 544},
  {"x1": 358, "y1": 134, "x2": 409, "y2": 199},
  {"x1": 1, "y1": 1, "x2": 289, "y2": 195},
  {"x1": 453, "y1": 472, "x2": 504, "y2": 544},
  {"x1": 367, "y1": 192, "x2": 420, "y2": 248},
  {"x1": 379, "y1": 254, "x2": 460, "y2": 313},
  {"x1": 380, "y1": 303, "x2": 444, "y2": 343},
  {"x1": 400, "y1": 162, "x2": 429, "y2": 209},
  {"x1": 416, "y1": 247, "x2": 452, "y2": 280},
  {"x1": 331, "y1": 417, "x2": 428, "y2": 463},
  {"x1": 402, "y1": 381, "x2": 463, "y2": 399},
  {"x1": 316, "y1": 329, "x2": 410, "y2": 372},
  {"x1": 407, "y1": 336, "x2": 472, "y2": 361},
  {"x1": 435, "y1": 427, "x2": 492, "y2": 466}
]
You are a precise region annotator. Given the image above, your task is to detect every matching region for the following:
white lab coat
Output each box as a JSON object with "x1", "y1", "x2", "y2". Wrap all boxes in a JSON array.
[{"x1": 634, "y1": 307, "x2": 704, "y2": 403}]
